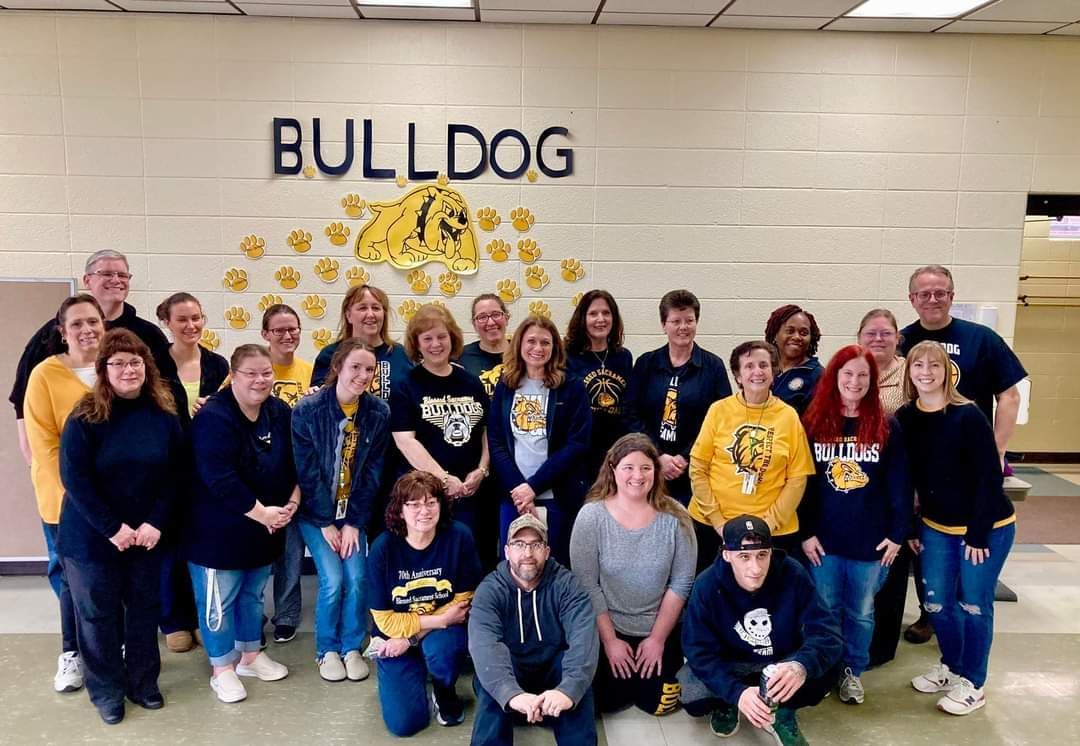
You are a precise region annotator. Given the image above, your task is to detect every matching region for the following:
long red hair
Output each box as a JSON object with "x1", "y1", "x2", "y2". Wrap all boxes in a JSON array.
[{"x1": 803, "y1": 344, "x2": 888, "y2": 446}]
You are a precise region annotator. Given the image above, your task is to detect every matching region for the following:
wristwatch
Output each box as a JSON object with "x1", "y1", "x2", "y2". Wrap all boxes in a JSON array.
[{"x1": 407, "y1": 634, "x2": 420, "y2": 647}]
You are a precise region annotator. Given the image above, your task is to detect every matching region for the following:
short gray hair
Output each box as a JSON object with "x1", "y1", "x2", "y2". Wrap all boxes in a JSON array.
[
  {"x1": 85, "y1": 249, "x2": 129, "y2": 274},
  {"x1": 908, "y1": 264, "x2": 953, "y2": 293}
]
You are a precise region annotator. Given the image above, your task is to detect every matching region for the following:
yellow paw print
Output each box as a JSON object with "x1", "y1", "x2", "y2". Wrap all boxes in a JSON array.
[
  {"x1": 341, "y1": 194, "x2": 366, "y2": 219},
  {"x1": 395, "y1": 175, "x2": 407, "y2": 188},
  {"x1": 398, "y1": 299, "x2": 421, "y2": 323},
  {"x1": 200, "y1": 328, "x2": 221, "y2": 351},
  {"x1": 570, "y1": 291, "x2": 584, "y2": 307},
  {"x1": 302, "y1": 294, "x2": 327, "y2": 320},
  {"x1": 510, "y1": 207, "x2": 535, "y2": 232},
  {"x1": 302, "y1": 165, "x2": 316, "y2": 178},
  {"x1": 239, "y1": 234, "x2": 265, "y2": 259},
  {"x1": 524, "y1": 266, "x2": 550, "y2": 291},
  {"x1": 517, "y1": 239, "x2": 542, "y2": 264},
  {"x1": 315, "y1": 257, "x2": 340, "y2": 283},
  {"x1": 528, "y1": 301, "x2": 551, "y2": 319},
  {"x1": 275, "y1": 265, "x2": 301, "y2": 290},
  {"x1": 346, "y1": 265, "x2": 370, "y2": 287},
  {"x1": 560, "y1": 258, "x2": 585, "y2": 282},
  {"x1": 223, "y1": 267, "x2": 249, "y2": 293},
  {"x1": 257, "y1": 294, "x2": 283, "y2": 312},
  {"x1": 486, "y1": 239, "x2": 511, "y2": 262},
  {"x1": 225, "y1": 306, "x2": 250, "y2": 330},
  {"x1": 311, "y1": 328, "x2": 332, "y2": 351},
  {"x1": 476, "y1": 207, "x2": 501, "y2": 232},
  {"x1": 287, "y1": 229, "x2": 312, "y2": 254},
  {"x1": 438, "y1": 271, "x2": 462, "y2": 298},
  {"x1": 496, "y1": 279, "x2": 521, "y2": 303},
  {"x1": 325, "y1": 222, "x2": 350, "y2": 247},
  {"x1": 437, "y1": 173, "x2": 449, "y2": 186},
  {"x1": 406, "y1": 269, "x2": 431, "y2": 294},
  {"x1": 526, "y1": 169, "x2": 538, "y2": 183}
]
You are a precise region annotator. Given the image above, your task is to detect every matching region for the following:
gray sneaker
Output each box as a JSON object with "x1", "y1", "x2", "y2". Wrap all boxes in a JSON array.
[{"x1": 838, "y1": 667, "x2": 864, "y2": 705}]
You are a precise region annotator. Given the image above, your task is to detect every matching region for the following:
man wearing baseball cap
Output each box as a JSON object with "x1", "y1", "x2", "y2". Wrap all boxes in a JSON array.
[
  {"x1": 468, "y1": 514, "x2": 600, "y2": 745},
  {"x1": 679, "y1": 515, "x2": 841, "y2": 745}
]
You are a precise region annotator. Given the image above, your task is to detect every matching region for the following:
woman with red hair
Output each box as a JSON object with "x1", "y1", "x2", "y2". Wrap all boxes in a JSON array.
[{"x1": 800, "y1": 345, "x2": 912, "y2": 706}]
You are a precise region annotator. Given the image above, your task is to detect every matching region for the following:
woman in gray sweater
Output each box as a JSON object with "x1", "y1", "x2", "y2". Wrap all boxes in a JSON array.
[{"x1": 569, "y1": 433, "x2": 697, "y2": 716}]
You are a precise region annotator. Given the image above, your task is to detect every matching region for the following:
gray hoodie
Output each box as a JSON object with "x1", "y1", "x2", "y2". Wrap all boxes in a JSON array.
[{"x1": 468, "y1": 559, "x2": 599, "y2": 709}]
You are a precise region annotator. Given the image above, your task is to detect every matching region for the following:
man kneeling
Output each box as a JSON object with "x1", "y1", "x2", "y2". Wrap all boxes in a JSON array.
[
  {"x1": 680, "y1": 515, "x2": 841, "y2": 746},
  {"x1": 468, "y1": 514, "x2": 600, "y2": 745}
]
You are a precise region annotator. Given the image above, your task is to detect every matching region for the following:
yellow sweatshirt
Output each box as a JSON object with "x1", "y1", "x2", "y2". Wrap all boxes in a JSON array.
[
  {"x1": 24, "y1": 356, "x2": 93, "y2": 523},
  {"x1": 689, "y1": 394, "x2": 815, "y2": 536}
]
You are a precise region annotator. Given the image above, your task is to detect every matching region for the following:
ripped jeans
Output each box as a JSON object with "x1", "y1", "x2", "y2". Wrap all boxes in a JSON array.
[{"x1": 919, "y1": 522, "x2": 1015, "y2": 689}]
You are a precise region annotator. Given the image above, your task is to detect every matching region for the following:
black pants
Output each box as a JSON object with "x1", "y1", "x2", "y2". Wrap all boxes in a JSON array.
[
  {"x1": 65, "y1": 550, "x2": 162, "y2": 710},
  {"x1": 158, "y1": 544, "x2": 197, "y2": 634},
  {"x1": 680, "y1": 663, "x2": 834, "y2": 718},
  {"x1": 595, "y1": 627, "x2": 683, "y2": 716},
  {"x1": 869, "y1": 543, "x2": 924, "y2": 667}
]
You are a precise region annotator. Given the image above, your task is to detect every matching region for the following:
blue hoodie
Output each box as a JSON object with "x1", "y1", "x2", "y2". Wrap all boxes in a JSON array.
[
  {"x1": 682, "y1": 550, "x2": 841, "y2": 706},
  {"x1": 468, "y1": 559, "x2": 599, "y2": 709}
]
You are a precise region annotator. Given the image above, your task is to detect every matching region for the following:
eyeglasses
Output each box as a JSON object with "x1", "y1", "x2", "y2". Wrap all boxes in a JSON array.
[
  {"x1": 106, "y1": 359, "x2": 144, "y2": 371},
  {"x1": 913, "y1": 290, "x2": 952, "y2": 302},
  {"x1": 861, "y1": 330, "x2": 896, "y2": 339},
  {"x1": 474, "y1": 312, "x2": 507, "y2": 323},
  {"x1": 507, "y1": 540, "x2": 547, "y2": 553},
  {"x1": 268, "y1": 327, "x2": 301, "y2": 338},
  {"x1": 90, "y1": 270, "x2": 133, "y2": 281},
  {"x1": 234, "y1": 369, "x2": 274, "y2": 381},
  {"x1": 403, "y1": 498, "x2": 440, "y2": 511}
]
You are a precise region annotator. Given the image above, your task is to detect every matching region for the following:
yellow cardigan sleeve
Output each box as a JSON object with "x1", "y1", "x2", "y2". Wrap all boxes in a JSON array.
[
  {"x1": 24, "y1": 367, "x2": 65, "y2": 524},
  {"x1": 370, "y1": 592, "x2": 474, "y2": 640},
  {"x1": 689, "y1": 404, "x2": 725, "y2": 530}
]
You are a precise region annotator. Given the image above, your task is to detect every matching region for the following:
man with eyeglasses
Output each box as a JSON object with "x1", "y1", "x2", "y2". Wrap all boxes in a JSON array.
[
  {"x1": 468, "y1": 514, "x2": 599, "y2": 745},
  {"x1": 10, "y1": 250, "x2": 169, "y2": 465}
]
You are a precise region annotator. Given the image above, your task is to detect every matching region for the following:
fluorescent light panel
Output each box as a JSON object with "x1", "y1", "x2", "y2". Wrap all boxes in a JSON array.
[
  {"x1": 357, "y1": 0, "x2": 471, "y2": 6},
  {"x1": 847, "y1": 0, "x2": 989, "y2": 18}
]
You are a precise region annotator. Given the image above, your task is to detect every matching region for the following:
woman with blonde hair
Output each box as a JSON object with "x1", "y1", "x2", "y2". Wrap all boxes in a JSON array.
[
  {"x1": 570, "y1": 433, "x2": 696, "y2": 716},
  {"x1": 899, "y1": 341, "x2": 1015, "y2": 717},
  {"x1": 488, "y1": 315, "x2": 592, "y2": 563}
]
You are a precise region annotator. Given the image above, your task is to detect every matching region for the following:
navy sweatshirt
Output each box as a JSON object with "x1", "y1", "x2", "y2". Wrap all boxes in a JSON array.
[
  {"x1": 682, "y1": 550, "x2": 842, "y2": 706},
  {"x1": 896, "y1": 402, "x2": 1014, "y2": 548},
  {"x1": 566, "y1": 347, "x2": 634, "y2": 474},
  {"x1": 185, "y1": 387, "x2": 297, "y2": 570},
  {"x1": 58, "y1": 395, "x2": 186, "y2": 562},
  {"x1": 801, "y1": 416, "x2": 913, "y2": 560},
  {"x1": 773, "y1": 357, "x2": 823, "y2": 416}
]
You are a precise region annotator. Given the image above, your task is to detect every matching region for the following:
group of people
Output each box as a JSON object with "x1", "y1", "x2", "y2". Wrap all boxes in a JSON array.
[{"x1": 12, "y1": 249, "x2": 1026, "y2": 745}]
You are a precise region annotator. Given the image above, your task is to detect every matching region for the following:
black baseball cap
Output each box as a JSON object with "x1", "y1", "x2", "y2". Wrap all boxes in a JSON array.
[{"x1": 722, "y1": 515, "x2": 772, "y2": 551}]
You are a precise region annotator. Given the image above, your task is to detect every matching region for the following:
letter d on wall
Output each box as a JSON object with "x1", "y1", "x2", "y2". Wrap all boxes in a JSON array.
[{"x1": 274, "y1": 117, "x2": 303, "y2": 175}]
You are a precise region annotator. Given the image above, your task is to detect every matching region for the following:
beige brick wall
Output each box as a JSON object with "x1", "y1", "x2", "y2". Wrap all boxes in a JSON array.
[{"x1": 2, "y1": 11, "x2": 1077, "y2": 383}]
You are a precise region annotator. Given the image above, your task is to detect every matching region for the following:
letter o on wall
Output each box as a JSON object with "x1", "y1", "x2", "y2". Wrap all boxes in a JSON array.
[{"x1": 489, "y1": 129, "x2": 531, "y2": 180}]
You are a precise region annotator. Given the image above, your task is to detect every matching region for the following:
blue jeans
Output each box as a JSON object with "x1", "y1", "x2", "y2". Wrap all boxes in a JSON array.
[
  {"x1": 272, "y1": 521, "x2": 303, "y2": 628},
  {"x1": 499, "y1": 500, "x2": 573, "y2": 566},
  {"x1": 42, "y1": 522, "x2": 78, "y2": 653},
  {"x1": 920, "y1": 522, "x2": 1015, "y2": 688},
  {"x1": 376, "y1": 625, "x2": 467, "y2": 737},
  {"x1": 297, "y1": 519, "x2": 367, "y2": 658},
  {"x1": 810, "y1": 555, "x2": 887, "y2": 676},
  {"x1": 188, "y1": 562, "x2": 271, "y2": 667}
]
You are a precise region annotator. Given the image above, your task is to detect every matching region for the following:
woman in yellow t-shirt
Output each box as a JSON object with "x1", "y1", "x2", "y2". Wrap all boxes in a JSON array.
[{"x1": 688, "y1": 340, "x2": 815, "y2": 573}]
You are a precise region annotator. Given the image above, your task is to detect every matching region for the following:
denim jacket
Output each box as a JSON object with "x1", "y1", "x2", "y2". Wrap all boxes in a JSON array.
[{"x1": 291, "y1": 385, "x2": 391, "y2": 529}]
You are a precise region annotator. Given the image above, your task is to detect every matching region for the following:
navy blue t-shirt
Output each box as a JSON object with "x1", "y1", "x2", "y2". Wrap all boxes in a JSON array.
[
  {"x1": 458, "y1": 341, "x2": 504, "y2": 400},
  {"x1": 312, "y1": 341, "x2": 414, "y2": 399},
  {"x1": 566, "y1": 347, "x2": 633, "y2": 473},
  {"x1": 899, "y1": 317, "x2": 1026, "y2": 424},
  {"x1": 772, "y1": 357, "x2": 823, "y2": 415}
]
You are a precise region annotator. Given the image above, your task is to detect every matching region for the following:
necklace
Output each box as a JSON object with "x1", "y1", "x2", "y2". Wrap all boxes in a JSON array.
[
  {"x1": 591, "y1": 347, "x2": 609, "y2": 368},
  {"x1": 740, "y1": 392, "x2": 770, "y2": 495}
]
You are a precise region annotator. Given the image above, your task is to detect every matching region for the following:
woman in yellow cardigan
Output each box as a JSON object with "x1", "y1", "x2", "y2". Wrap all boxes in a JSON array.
[
  {"x1": 688, "y1": 340, "x2": 815, "y2": 573},
  {"x1": 24, "y1": 294, "x2": 106, "y2": 694}
]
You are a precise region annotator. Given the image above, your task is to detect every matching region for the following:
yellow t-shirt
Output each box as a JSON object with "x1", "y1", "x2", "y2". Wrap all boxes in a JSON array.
[
  {"x1": 271, "y1": 357, "x2": 313, "y2": 408},
  {"x1": 688, "y1": 394, "x2": 815, "y2": 536},
  {"x1": 181, "y1": 380, "x2": 201, "y2": 417},
  {"x1": 335, "y1": 401, "x2": 360, "y2": 521}
]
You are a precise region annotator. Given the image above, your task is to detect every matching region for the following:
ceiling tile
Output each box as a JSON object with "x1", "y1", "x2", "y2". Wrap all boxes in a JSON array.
[
  {"x1": 1, "y1": 0, "x2": 116, "y2": 8},
  {"x1": 1048, "y1": 21, "x2": 1080, "y2": 34},
  {"x1": 603, "y1": 0, "x2": 722, "y2": 11},
  {"x1": 238, "y1": 3, "x2": 357, "y2": 16},
  {"x1": 827, "y1": 17, "x2": 947, "y2": 31},
  {"x1": 359, "y1": 6, "x2": 475, "y2": 20},
  {"x1": 479, "y1": 0, "x2": 596, "y2": 9},
  {"x1": 711, "y1": 14, "x2": 828, "y2": 29},
  {"x1": 938, "y1": 19, "x2": 1064, "y2": 33},
  {"x1": 724, "y1": 0, "x2": 856, "y2": 16},
  {"x1": 598, "y1": 11, "x2": 714, "y2": 25},
  {"x1": 966, "y1": 0, "x2": 1080, "y2": 23},
  {"x1": 114, "y1": 0, "x2": 239, "y2": 10},
  {"x1": 481, "y1": 9, "x2": 595, "y2": 23}
]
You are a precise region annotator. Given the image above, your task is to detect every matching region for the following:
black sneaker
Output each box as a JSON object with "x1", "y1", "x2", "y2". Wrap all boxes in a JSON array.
[
  {"x1": 273, "y1": 625, "x2": 297, "y2": 643},
  {"x1": 431, "y1": 683, "x2": 464, "y2": 726},
  {"x1": 98, "y1": 702, "x2": 125, "y2": 725},
  {"x1": 709, "y1": 703, "x2": 740, "y2": 737},
  {"x1": 767, "y1": 708, "x2": 808, "y2": 746},
  {"x1": 260, "y1": 616, "x2": 268, "y2": 650},
  {"x1": 127, "y1": 689, "x2": 165, "y2": 710}
]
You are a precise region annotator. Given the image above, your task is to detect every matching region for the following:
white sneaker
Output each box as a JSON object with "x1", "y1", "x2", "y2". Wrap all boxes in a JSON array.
[
  {"x1": 53, "y1": 651, "x2": 84, "y2": 693},
  {"x1": 912, "y1": 662, "x2": 956, "y2": 694},
  {"x1": 1002, "y1": 475, "x2": 1031, "y2": 491},
  {"x1": 838, "y1": 667, "x2": 865, "y2": 704},
  {"x1": 210, "y1": 669, "x2": 247, "y2": 703},
  {"x1": 318, "y1": 652, "x2": 347, "y2": 682},
  {"x1": 343, "y1": 650, "x2": 369, "y2": 682},
  {"x1": 235, "y1": 652, "x2": 289, "y2": 681},
  {"x1": 937, "y1": 677, "x2": 986, "y2": 715}
]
